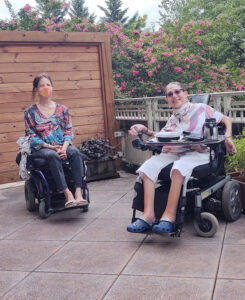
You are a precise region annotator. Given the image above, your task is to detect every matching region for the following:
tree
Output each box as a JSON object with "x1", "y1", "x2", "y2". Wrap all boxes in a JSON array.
[
  {"x1": 35, "y1": 0, "x2": 69, "y2": 22},
  {"x1": 159, "y1": 0, "x2": 245, "y2": 67},
  {"x1": 4, "y1": 0, "x2": 16, "y2": 19},
  {"x1": 98, "y1": 0, "x2": 138, "y2": 26}
]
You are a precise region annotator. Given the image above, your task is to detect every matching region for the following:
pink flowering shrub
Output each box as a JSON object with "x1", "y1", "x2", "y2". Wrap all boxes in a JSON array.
[{"x1": 0, "y1": 5, "x2": 244, "y2": 98}]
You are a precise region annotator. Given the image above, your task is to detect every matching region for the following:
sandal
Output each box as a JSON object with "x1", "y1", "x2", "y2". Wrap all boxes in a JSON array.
[
  {"x1": 152, "y1": 220, "x2": 175, "y2": 234},
  {"x1": 75, "y1": 199, "x2": 88, "y2": 206},
  {"x1": 127, "y1": 218, "x2": 152, "y2": 234},
  {"x1": 65, "y1": 200, "x2": 77, "y2": 208}
]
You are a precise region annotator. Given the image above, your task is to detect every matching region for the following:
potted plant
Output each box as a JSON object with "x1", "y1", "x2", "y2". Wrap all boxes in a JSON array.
[
  {"x1": 225, "y1": 129, "x2": 245, "y2": 210},
  {"x1": 79, "y1": 138, "x2": 119, "y2": 181}
]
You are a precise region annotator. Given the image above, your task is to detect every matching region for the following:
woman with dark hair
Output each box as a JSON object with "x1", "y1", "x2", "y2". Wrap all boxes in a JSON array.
[
  {"x1": 127, "y1": 82, "x2": 236, "y2": 234},
  {"x1": 24, "y1": 73, "x2": 87, "y2": 208}
]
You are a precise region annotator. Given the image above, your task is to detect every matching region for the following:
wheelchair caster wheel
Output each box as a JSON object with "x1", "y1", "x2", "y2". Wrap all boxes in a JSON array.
[
  {"x1": 39, "y1": 201, "x2": 51, "y2": 219},
  {"x1": 25, "y1": 180, "x2": 36, "y2": 212},
  {"x1": 222, "y1": 181, "x2": 242, "y2": 221},
  {"x1": 194, "y1": 212, "x2": 219, "y2": 237}
]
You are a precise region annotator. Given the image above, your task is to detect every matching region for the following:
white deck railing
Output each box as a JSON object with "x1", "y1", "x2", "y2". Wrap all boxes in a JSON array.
[{"x1": 115, "y1": 91, "x2": 245, "y2": 131}]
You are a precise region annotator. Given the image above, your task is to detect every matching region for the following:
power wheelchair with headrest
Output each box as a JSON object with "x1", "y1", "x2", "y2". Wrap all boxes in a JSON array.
[
  {"x1": 130, "y1": 94, "x2": 242, "y2": 237},
  {"x1": 16, "y1": 151, "x2": 89, "y2": 219}
]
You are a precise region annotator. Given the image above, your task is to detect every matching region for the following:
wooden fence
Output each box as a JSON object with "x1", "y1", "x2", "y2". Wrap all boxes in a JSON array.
[{"x1": 0, "y1": 31, "x2": 117, "y2": 184}]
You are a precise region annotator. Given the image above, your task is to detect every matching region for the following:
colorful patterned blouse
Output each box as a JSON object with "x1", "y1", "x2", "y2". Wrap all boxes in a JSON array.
[
  {"x1": 24, "y1": 103, "x2": 73, "y2": 150},
  {"x1": 161, "y1": 102, "x2": 224, "y2": 154}
]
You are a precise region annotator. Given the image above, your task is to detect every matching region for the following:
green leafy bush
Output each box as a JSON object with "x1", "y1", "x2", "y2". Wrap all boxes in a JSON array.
[{"x1": 225, "y1": 128, "x2": 245, "y2": 174}]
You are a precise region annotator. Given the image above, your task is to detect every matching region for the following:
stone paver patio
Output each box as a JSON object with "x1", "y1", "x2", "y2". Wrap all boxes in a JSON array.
[{"x1": 0, "y1": 171, "x2": 245, "y2": 300}]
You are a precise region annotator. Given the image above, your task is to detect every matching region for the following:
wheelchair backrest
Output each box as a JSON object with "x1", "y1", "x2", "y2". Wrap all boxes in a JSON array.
[{"x1": 191, "y1": 94, "x2": 210, "y2": 104}]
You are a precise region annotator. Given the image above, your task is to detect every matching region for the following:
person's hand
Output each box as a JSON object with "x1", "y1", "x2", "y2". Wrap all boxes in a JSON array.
[
  {"x1": 53, "y1": 145, "x2": 62, "y2": 152},
  {"x1": 57, "y1": 148, "x2": 67, "y2": 159},
  {"x1": 225, "y1": 138, "x2": 237, "y2": 155},
  {"x1": 128, "y1": 124, "x2": 148, "y2": 136}
]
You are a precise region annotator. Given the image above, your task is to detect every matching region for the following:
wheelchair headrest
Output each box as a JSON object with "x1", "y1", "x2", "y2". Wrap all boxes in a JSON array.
[{"x1": 191, "y1": 94, "x2": 210, "y2": 104}]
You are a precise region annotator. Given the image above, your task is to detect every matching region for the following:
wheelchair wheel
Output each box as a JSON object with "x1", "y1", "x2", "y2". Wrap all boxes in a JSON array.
[
  {"x1": 24, "y1": 180, "x2": 36, "y2": 212},
  {"x1": 39, "y1": 201, "x2": 51, "y2": 219},
  {"x1": 193, "y1": 212, "x2": 219, "y2": 237},
  {"x1": 222, "y1": 181, "x2": 242, "y2": 221}
]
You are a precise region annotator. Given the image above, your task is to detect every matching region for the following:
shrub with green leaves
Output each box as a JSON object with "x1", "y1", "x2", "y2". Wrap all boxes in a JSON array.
[{"x1": 225, "y1": 128, "x2": 245, "y2": 174}]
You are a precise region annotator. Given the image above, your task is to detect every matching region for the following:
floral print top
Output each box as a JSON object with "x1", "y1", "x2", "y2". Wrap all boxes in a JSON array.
[
  {"x1": 161, "y1": 102, "x2": 224, "y2": 154},
  {"x1": 24, "y1": 103, "x2": 73, "y2": 150}
]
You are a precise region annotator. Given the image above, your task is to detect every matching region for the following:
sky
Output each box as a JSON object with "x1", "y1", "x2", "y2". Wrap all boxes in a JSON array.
[{"x1": 0, "y1": 0, "x2": 162, "y2": 27}]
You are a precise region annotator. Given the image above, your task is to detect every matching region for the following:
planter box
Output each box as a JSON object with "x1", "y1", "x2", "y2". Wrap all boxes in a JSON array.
[
  {"x1": 86, "y1": 159, "x2": 120, "y2": 182},
  {"x1": 232, "y1": 176, "x2": 245, "y2": 210}
]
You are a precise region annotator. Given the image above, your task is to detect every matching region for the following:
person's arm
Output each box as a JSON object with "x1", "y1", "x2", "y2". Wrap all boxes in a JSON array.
[
  {"x1": 63, "y1": 107, "x2": 74, "y2": 143},
  {"x1": 24, "y1": 110, "x2": 45, "y2": 150},
  {"x1": 128, "y1": 124, "x2": 156, "y2": 136},
  {"x1": 221, "y1": 115, "x2": 236, "y2": 155}
]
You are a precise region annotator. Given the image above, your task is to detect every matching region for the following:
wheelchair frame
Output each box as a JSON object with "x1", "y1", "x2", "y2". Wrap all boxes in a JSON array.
[{"x1": 24, "y1": 154, "x2": 89, "y2": 219}]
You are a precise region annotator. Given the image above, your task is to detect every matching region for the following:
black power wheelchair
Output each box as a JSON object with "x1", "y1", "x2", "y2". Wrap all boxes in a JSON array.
[
  {"x1": 130, "y1": 94, "x2": 242, "y2": 237},
  {"x1": 16, "y1": 151, "x2": 89, "y2": 219}
]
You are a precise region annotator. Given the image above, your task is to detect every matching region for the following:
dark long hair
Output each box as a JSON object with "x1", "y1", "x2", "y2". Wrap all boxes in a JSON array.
[{"x1": 32, "y1": 73, "x2": 53, "y2": 100}]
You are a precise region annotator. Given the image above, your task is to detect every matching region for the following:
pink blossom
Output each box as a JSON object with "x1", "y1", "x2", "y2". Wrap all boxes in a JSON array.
[
  {"x1": 45, "y1": 26, "x2": 51, "y2": 33},
  {"x1": 236, "y1": 85, "x2": 244, "y2": 91},
  {"x1": 115, "y1": 74, "x2": 121, "y2": 78},
  {"x1": 118, "y1": 34, "x2": 125, "y2": 41},
  {"x1": 32, "y1": 24, "x2": 38, "y2": 30},
  {"x1": 199, "y1": 20, "x2": 205, "y2": 26},
  {"x1": 184, "y1": 57, "x2": 190, "y2": 62},
  {"x1": 150, "y1": 57, "x2": 157, "y2": 63},
  {"x1": 157, "y1": 89, "x2": 161, "y2": 93},
  {"x1": 120, "y1": 82, "x2": 127, "y2": 91},
  {"x1": 162, "y1": 52, "x2": 173, "y2": 57},
  {"x1": 157, "y1": 64, "x2": 161, "y2": 69},
  {"x1": 131, "y1": 69, "x2": 139, "y2": 77},
  {"x1": 120, "y1": 51, "x2": 126, "y2": 55},
  {"x1": 134, "y1": 41, "x2": 140, "y2": 48},
  {"x1": 23, "y1": 4, "x2": 31, "y2": 12},
  {"x1": 113, "y1": 45, "x2": 118, "y2": 49},
  {"x1": 194, "y1": 74, "x2": 200, "y2": 80},
  {"x1": 133, "y1": 30, "x2": 139, "y2": 35},
  {"x1": 192, "y1": 59, "x2": 198, "y2": 64},
  {"x1": 174, "y1": 67, "x2": 183, "y2": 73},
  {"x1": 144, "y1": 32, "x2": 150, "y2": 36},
  {"x1": 75, "y1": 24, "x2": 81, "y2": 31},
  {"x1": 195, "y1": 40, "x2": 202, "y2": 46},
  {"x1": 148, "y1": 71, "x2": 154, "y2": 77},
  {"x1": 9, "y1": 20, "x2": 16, "y2": 25},
  {"x1": 83, "y1": 28, "x2": 88, "y2": 32},
  {"x1": 62, "y1": 2, "x2": 70, "y2": 8}
]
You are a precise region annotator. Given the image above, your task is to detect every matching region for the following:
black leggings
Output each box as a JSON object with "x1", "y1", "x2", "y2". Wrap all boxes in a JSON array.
[{"x1": 32, "y1": 145, "x2": 84, "y2": 191}]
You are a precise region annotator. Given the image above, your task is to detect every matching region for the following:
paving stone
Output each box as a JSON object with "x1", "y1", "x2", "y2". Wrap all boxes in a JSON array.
[
  {"x1": 6, "y1": 218, "x2": 92, "y2": 241},
  {"x1": 123, "y1": 242, "x2": 221, "y2": 278},
  {"x1": 0, "y1": 240, "x2": 64, "y2": 271},
  {"x1": 0, "y1": 271, "x2": 28, "y2": 298},
  {"x1": 73, "y1": 218, "x2": 145, "y2": 242},
  {"x1": 37, "y1": 241, "x2": 140, "y2": 274},
  {"x1": 218, "y1": 244, "x2": 245, "y2": 279},
  {"x1": 88, "y1": 190, "x2": 126, "y2": 203},
  {"x1": 88, "y1": 177, "x2": 135, "y2": 191},
  {"x1": 2, "y1": 273, "x2": 116, "y2": 300},
  {"x1": 104, "y1": 275, "x2": 214, "y2": 300},
  {"x1": 224, "y1": 217, "x2": 245, "y2": 245},
  {"x1": 213, "y1": 279, "x2": 245, "y2": 300},
  {"x1": 98, "y1": 202, "x2": 133, "y2": 219}
]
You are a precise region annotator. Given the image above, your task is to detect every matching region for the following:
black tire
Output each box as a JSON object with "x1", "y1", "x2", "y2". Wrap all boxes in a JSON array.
[
  {"x1": 222, "y1": 181, "x2": 242, "y2": 221},
  {"x1": 193, "y1": 212, "x2": 219, "y2": 237},
  {"x1": 24, "y1": 180, "x2": 36, "y2": 212},
  {"x1": 39, "y1": 201, "x2": 51, "y2": 219}
]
